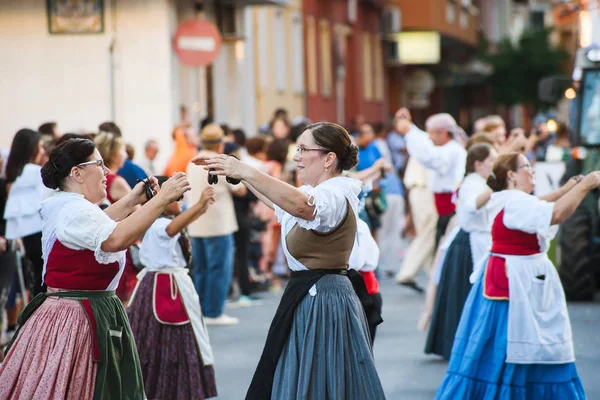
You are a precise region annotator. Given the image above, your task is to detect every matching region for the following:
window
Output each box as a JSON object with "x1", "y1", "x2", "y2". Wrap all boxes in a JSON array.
[
  {"x1": 362, "y1": 32, "x2": 373, "y2": 101},
  {"x1": 257, "y1": 8, "x2": 268, "y2": 91},
  {"x1": 274, "y1": 8, "x2": 286, "y2": 92},
  {"x1": 373, "y1": 34, "x2": 384, "y2": 101},
  {"x1": 446, "y1": 0, "x2": 456, "y2": 24},
  {"x1": 306, "y1": 16, "x2": 318, "y2": 95},
  {"x1": 319, "y1": 19, "x2": 332, "y2": 97},
  {"x1": 292, "y1": 11, "x2": 305, "y2": 94}
]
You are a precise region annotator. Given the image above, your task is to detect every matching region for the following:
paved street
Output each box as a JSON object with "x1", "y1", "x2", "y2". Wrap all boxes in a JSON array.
[{"x1": 209, "y1": 276, "x2": 600, "y2": 400}]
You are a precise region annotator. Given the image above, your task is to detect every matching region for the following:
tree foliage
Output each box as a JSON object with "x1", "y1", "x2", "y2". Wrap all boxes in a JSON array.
[{"x1": 481, "y1": 28, "x2": 567, "y2": 109}]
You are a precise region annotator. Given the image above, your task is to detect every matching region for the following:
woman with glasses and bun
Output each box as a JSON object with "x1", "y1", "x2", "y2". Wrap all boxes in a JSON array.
[
  {"x1": 0, "y1": 138, "x2": 191, "y2": 400},
  {"x1": 435, "y1": 152, "x2": 599, "y2": 399},
  {"x1": 193, "y1": 122, "x2": 385, "y2": 400}
]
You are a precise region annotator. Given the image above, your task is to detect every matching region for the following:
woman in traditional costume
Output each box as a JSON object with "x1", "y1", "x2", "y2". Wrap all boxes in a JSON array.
[
  {"x1": 435, "y1": 152, "x2": 595, "y2": 399},
  {"x1": 193, "y1": 122, "x2": 385, "y2": 400},
  {"x1": 425, "y1": 143, "x2": 497, "y2": 358},
  {"x1": 127, "y1": 179, "x2": 217, "y2": 399},
  {"x1": 0, "y1": 138, "x2": 190, "y2": 399}
]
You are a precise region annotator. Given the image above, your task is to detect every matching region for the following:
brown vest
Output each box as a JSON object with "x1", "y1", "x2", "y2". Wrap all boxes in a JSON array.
[{"x1": 285, "y1": 201, "x2": 357, "y2": 270}]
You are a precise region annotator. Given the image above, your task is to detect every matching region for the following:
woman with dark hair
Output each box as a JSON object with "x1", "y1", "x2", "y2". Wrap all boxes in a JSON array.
[
  {"x1": 0, "y1": 138, "x2": 190, "y2": 399},
  {"x1": 128, "y1": 177, "x2": 217, "y2": 399},
  {"x1": 4, "y1": 128, "x2": 49, "y2": 296},
  {"x1": 193, "y1": 122, "x2": 385, "y2": 399},
  {"x1": 425, "y1": 143, "x2": 498, "y2": 359},
  {"x1": 436, "y1": 152, "x2": 597, "y2": 399}
]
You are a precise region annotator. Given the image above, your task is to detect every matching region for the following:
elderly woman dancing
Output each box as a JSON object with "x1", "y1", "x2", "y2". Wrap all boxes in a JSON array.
[
  {"x1": 0, "y1": 138, "x2": 190, "y2": 399},
  {"x1": 193, "y1": 122, "x2": 385, "y2": 400}
]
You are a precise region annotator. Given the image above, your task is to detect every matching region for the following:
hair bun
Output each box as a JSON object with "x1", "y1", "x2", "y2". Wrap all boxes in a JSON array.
[
  {"x1": 40, "y1": 161, "x2": 62, "y2": 190},
  {"x1": 341, "y1": 144, "x2": 359, "y2": 171},
  {"x1": 486, "y1": 174, "x2": 503, "y2": 192}
]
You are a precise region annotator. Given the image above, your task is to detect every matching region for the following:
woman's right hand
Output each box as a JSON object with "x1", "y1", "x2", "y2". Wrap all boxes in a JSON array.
[
  {"x1": 582, "y1": 171, "x2": 600, "y2": 191},
  {"x1": 157, "y1": 172, "x2": 191, "y2": 204}
]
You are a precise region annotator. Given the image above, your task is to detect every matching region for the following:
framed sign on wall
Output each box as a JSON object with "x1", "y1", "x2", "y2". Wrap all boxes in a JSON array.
[{"x1": 47, "y1": 0, "x2": 105, "y2": 34}]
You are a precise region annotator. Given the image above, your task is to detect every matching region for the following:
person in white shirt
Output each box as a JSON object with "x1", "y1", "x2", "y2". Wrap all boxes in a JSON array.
[
  {"x1": 127, "y1": 179, "x2": 217, "y2": 399},
  {"x1": 394, "y1": 108, "x2": 467, "y2": 248},
  {"x1": 186, "y1": 124, "x2": 246, "y2": 326},
  {"x1": 4, "y1": 129, "x2": 50, "y2": 295}
]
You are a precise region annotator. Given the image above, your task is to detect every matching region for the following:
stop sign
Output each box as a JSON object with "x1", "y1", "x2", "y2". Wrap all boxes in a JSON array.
[{"x1": 173, "y1": 20, "x2": 222, "y2": 67}]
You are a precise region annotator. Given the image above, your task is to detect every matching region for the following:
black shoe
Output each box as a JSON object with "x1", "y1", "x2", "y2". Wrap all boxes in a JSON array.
[{"x1": 399, "y1": 281, "x2": 424, "y2": 293}]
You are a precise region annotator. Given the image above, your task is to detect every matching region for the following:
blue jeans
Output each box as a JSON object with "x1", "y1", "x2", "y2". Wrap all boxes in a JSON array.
[{"x1": 191, "y1": 234, "x2": 234, "y2": 318}]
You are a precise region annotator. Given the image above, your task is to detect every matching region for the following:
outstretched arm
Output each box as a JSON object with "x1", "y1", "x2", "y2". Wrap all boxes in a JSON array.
[
  {"x1": 166, "y1": 187, "x2": 215, "y2": 237},
  {"x1": 192, "y1": 154, "x2": 316, "y2": 220}
]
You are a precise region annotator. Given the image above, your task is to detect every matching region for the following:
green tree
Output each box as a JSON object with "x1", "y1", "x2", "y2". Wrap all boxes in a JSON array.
[{"x1": 481, "y1": 28, "x2": 567, "y2": 110}]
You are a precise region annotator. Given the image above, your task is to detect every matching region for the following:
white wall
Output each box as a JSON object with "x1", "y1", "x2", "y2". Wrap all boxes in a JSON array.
[{"x1": 0, "y1": 0, "x2": 175, "y2": 172}]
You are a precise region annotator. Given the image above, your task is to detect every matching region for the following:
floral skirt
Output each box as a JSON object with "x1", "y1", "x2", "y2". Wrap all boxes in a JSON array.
[{"x1": 127, "y1": 271, "x2": 217, "y2": 400}]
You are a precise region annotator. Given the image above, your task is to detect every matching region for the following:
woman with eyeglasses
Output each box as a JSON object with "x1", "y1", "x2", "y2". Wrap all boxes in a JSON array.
[
  {"x1": 435, "y1": 152, "x2": 599, "y2": 399},
  {"x1": 3, "y1": 129, "x2": 50, "y2": 297},
  {"x1": 193, "y1": 122, "x2": 385, "y2": 400},
  {"x1": 95, "y1": 132, "x2": 139, "y2": 306},
  {"x1": 0, "y1": 138, "x2": 190, "y2": 399}
]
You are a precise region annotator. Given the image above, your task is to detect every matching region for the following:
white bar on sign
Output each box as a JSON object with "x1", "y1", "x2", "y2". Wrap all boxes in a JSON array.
[{"x1": 178, "y1": 36, "x2": 216, "y2": 52}]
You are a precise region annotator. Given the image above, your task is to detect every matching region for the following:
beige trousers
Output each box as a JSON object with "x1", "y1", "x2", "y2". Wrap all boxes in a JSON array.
[{"x1": 396, "y1": 187, "x2": 438, "y2": 283}]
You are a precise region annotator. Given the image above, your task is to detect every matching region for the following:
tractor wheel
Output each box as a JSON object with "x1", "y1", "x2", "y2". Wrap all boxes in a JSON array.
[{"x1": 558, "y1": 206, "x2": 596, "y2": 301}]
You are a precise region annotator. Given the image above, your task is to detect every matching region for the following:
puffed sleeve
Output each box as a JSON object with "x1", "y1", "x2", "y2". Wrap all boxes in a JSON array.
[
  {"x1": 273, "y1": 184, "x2": 348, "y2": 233},
  {"x1": 503, "y1": 192, "x2": 555, "y2": 238},
  {"x1": 56, "y1": 203, "x2": 124, "y2": 265},
  {"x1": 459, "y1": 176, "x2": 487, "y2": 214},
  {"x1": 153, "y1": 217, "x2": 181, "y2": 242}
]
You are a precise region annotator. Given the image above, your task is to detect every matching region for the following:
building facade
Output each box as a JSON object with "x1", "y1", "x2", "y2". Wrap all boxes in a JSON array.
[
  {"x1": 251, "y1": 0, "x2": 306, "y2": 129},
  {"x1": 0, "y1": 0, "x2": 282, "y2": 170},
  {"x1": 304, "y1": 0, "x2": 386, "y2": 127}
]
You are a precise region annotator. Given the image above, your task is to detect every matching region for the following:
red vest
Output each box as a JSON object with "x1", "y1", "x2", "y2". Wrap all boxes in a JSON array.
[
  {"x1": 45, "y1": 240, "x2": 120, "y2": 290},
  {"x1": 484, "y1": 209, "x2": 541, "y2": 300}
]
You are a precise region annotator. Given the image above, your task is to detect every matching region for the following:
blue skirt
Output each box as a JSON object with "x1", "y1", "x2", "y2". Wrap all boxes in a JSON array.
[{"x1": 435, "y1": 266, "x2": 586, "y2": 400}]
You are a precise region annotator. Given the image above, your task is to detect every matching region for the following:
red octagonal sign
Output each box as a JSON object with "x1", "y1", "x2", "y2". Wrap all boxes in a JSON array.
[{"x1": 173, "y1": 20, "x2": 222, "y2": 67}]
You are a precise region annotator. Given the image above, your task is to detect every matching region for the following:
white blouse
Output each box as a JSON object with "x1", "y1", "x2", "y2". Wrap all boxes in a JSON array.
[
  {"x1": 348, "y1": 218, "x2": 379, "y2": 272},
  {"x1": 405, "y1": 125, "x2": 466, "y2": 193},
  {"x1": 41, "y1": 192, "x2": 126, "y2": 290},
  {"x1": 457, "y1": 173, "x2": 492, "y2": 268},
  {"x1": 139, "y1": 217, "x2": 186, "y2": 270},
  {"x1": 4, "y1": 164, "x2": 53, "y2": 239},
  {"x1": 273, "y1": 176, "x2": 362, "y2": 272}
]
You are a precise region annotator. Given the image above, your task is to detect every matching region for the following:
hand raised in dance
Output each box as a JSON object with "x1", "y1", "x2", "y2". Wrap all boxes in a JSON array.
[
  {"x1": 198, "y1": 187, "x2": 216, "y2": 214},
  {"x1": 131, "y1": 176, "x2": 160, "y2": 205},
  {"x1": 582, "y1": 170, "x2": 600, "y2": 190},
  {"x1": 394, "y1": 107, "x2": 413, "y2": 135},
  {"x1": 192, "y1": 154, "x2": 246, "y2": 181},
  {"x1": 157, "y1": 172, "x2": 191, "y2": 204}
]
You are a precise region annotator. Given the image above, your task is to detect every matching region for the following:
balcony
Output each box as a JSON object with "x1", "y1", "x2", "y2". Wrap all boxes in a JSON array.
[{"x1": 385, "y1": 0, "x2": 479, "y2": 47}]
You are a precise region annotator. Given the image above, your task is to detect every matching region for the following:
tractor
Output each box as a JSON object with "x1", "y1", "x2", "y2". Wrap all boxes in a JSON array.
[{"x1": 555, "y1": 63, "x2": 600, "y2": 301}]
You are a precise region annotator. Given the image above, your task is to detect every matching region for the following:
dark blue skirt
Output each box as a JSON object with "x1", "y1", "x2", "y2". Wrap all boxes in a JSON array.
[
  {"x1": 435, "y1": 264, "x2": 586, "y2": 399},
  {"x1": 425, "y1": 229, "x2": 473, "y2": 360}
]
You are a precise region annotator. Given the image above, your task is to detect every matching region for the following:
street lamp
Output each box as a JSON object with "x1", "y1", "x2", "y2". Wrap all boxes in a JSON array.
[{"x1": 565, "y1": 88, "x2": 577, "y2": 99}]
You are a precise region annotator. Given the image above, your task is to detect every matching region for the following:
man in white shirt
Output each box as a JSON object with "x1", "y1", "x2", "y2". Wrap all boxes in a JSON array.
[
  {"x1": 394, "y1": 109, "x2": 467, "y2": 293},
  {"x1": 187, "y1": 124, "x2": 246, "y2": 326}
]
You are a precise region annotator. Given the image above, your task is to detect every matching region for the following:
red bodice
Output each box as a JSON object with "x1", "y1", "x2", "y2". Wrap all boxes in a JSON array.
[
  {"x1": 434, "y1": 193, "x2": 456, "y2": 217},
  {"x1": 490, "y1": 210, "x2": 540, "y2": 256},
  {"x1": 105, "y1": 173, "x2": 118, "y2": 204},
  {"x1": 45, "y1": 240, "x2": 120, "y2": 290}
]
